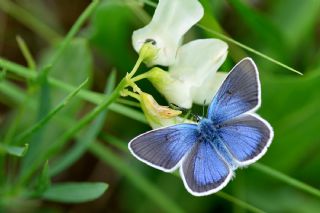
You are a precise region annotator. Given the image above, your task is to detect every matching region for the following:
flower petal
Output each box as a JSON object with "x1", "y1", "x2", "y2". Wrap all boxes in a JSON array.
[
  {"x1": 132, "y1": 0, "x2": 204, "y2": 66},
  {"x1": 147, "y1": 68, "x2": 194, "y2": 108},
  {"x1": 192, "y1": 71, "x2": 228, "y2": 105},
  {"x1": 169, "y1": 39, "x2": 228, "y2": 88}
]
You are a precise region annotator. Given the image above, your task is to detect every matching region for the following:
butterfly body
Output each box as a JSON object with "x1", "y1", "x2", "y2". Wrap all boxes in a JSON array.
[{"x1": 129, "y1": 58, "x2": 273, "y2": 196}]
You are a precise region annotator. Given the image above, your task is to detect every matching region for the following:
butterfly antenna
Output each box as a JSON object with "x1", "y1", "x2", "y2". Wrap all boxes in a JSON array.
[
  {"x1": 169, "y1": 103, "x2": 200, "y2": 122},
  {"x1": 202, "y1": 100, "x2": 207, "y2": 117},
  {"x1": 169, "y1": 103, "x2": 188, "y2": 111}
]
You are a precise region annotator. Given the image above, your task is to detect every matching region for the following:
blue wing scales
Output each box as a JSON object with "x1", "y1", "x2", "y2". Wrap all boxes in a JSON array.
[
  {"x1": 217, "y1": 114, "x2": 273, "y2": 166},
  {"x1": 208, "y1": 58, "x2": 260, "y2": 124},
  {"x1": 180, "y1": 137, "x2": 232, "y2": 196},
  {"x1": 129, "y1": 124, "x2": 199, "y2": 172}
]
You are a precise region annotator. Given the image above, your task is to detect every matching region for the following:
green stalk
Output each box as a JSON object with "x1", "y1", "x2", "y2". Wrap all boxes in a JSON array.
[
  {"x1": 0, "y1": 58, "x2": 146, "y2": 123},
  {"x1": 89, "y1": 142, "x2": 184, "y2": 213},
  {"x1": 16, "y1": 36, "x2": 36, "y2": 71},
  {"x1": 18, "y1": 52, "x2": 145, "y2": 185},
  {"x1": 18, "y1": 77, "x2": 127, "y2": 184},
  {"x1": 1, "y1": 57, "x2": 319, "y2": 199},
  {"x1": 217, "y1": 191, "x2": 265, "y2": 213},
  {"x1": 0, "y1": 0, "x2": 61, "y2": 44},
  {"x1": 253, "y1": 163, "x2": 320, "y2": 198},
  {"x1": 14, "y1": 79, "x2": 88, "y2": 144},
  {"x1": 197, "y1": 24, "x2": 303, "y2": 76},
  {"x1": 100, "y1": 133, "x2": 265, "y2": 213},
  {"x1": 49, "y1": 71, "x2": 116, "y2": 176},
  {"x1": 47, "y1": 0, "x2": 100, "y2": 70},
  {"x1": 137, "y1": 0, "x2": 302, "y2": 76}
]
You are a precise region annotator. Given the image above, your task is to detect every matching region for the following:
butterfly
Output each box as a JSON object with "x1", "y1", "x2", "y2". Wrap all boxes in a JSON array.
[{"x1": 128, "y1": 58, "x2": 274, "y2": 196}]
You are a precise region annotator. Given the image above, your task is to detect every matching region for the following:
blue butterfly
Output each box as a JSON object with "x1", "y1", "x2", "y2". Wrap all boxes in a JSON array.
[{"x1": 128, "y1": 58, "x2": 274, "y2": 196}]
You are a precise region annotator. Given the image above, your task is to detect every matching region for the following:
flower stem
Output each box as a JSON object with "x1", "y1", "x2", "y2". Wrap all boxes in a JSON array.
[
  {"x1": 121, "y1": 90, "x2": 141, "y2": 101},
  {"x1": 18, "y1": 52, "x2": 144, "y2": 185},
  {"x1": 127, "y1": 55, "x2": 144, "y2": 79},
  {"x1": 131, "y1": 71, "x2": 152, "y2": 82}
]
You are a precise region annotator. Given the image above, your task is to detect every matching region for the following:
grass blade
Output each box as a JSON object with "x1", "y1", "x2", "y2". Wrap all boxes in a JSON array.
[
  {"x1": 42, "y1": 182, "x2": 108, "y2": 203},
  {"x1": 0, "y1": 143, "x2": 29, "y2": 157},
  {"x1": 47, "y1": 0, "x2": 100, "y2": 71},
  {"x1": 16, "y1": 36, "x2": 36, "y2": 71},
  {"x1": 0, "y1": 58, "x2": 146, "y2": 123},
  {"x1": 100, "y1": 134, "x2": 265, "y2": 213},
  {"x1": 0, "y1": 0, "x2": 61, "y2": 44},
  {"x1": 197, "y1": 24, "x2": 303, "y2": 75},
  {"x1": 217, "y1": 191, "x2": 265, "y2": 213},
  {"x1": 137, "y1": 0, "x2": 302, "y2": 75},
  {"x1": 14, "y1": 78, "x2": 89, "y2": 144},
  {"x1": 49, "y1": 71, "x2": 116, "y2": 176},
  {"x1": 253, "y1": 163, "x2": 320, "y2": 198},
  {"x1": 89, "y1": 142, "x2": 184, "y2": 213}
]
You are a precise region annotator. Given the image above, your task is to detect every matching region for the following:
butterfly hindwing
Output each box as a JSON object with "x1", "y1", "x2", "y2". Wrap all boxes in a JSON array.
[
  {"x1": 208, "y1": 58, "x2": 260, "y2": 124},
  {"x1": 180, "y1": 137, "x2": 233, "y2": 196},
  {"x1": 217, "y1": 114, "x2": 273, "y2": 166},
  {"x1": 128, "y1": 124, "x2": 199, "y2": 172}
]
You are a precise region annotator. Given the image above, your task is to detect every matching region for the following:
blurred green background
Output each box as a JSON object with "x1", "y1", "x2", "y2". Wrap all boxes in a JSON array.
[{"x1": 0, "y1": 0, "x2": 320, "y2": 212}]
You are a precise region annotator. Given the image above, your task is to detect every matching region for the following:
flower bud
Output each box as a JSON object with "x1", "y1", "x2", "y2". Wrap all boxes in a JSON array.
[{"x1": 139, "y1": 92, "x2": 183, "y2": 129}]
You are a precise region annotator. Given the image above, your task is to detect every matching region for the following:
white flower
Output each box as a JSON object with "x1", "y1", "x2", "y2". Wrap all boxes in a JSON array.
[
  {"x1": 132, "y1": 0, "x2": 204, "y2": 66},
  {"x1": 147, "y1": 39, "x2": 228, "y2": 108}
]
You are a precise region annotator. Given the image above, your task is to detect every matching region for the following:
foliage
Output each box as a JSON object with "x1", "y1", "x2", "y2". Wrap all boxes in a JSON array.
[{"x1": 0, "y1": 0, "x2": 319, "y2": 212}]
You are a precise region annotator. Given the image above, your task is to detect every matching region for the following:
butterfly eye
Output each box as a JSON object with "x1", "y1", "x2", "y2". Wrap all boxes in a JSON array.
[{"x1": 227, "y1": 90, "x2": 232, "y2": 95}]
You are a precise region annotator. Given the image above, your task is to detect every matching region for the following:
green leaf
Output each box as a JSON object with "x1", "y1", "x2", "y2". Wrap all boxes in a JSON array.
[
  {"x1": 269, "y1": 0, "x2": 320, "y2": 50},
  {"x1": 261, "y1": 73, "x2": 320, "y2": 173},
  {"x1": 34, "y1": 161, "x2": 51, "y2": 195},
  {"x1": 42, "y1": 182, "x2": 108, "y2": 203},
  {"x1": 89, "y1": 0, "x2": 137, "y2": 72},
  {"x1": 19, "y1": 39, "x2": 93, "y2": 182},
  {"x1": 226, "y1": 0, "x2": 286, "y2": 53},
  {"x1": 0, "y1": 68, "x2": 6, "y2": 81},
  {"x1": 89, "y1": 142, "x2": 184, "y2": 213},
  {"x1": 0, "y1": 143, "x2": 29, "y2": 157},
  {"x1": 14, "y1": 78, "x2": 88, "y2": 144},
  {"x1": 0, "y1": 0, "x2": 61, "y2": 44},
  {"x1": 49, "y1": 71, "x2": 116, "y2": 176}
]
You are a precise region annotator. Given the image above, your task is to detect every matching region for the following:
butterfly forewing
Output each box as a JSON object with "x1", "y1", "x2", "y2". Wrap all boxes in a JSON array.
[
  {"x1": 129, "y1": 124, "x2": 199, "y2": 172},
  {"x1": 181, "y1": 137, "x2": 233, "y2": 196},
  {"x1": 217, "y1": 114, "x2": 273, "y2": 166},
  {"x1": 208, "y1": 58, "x2": 260, "y2": 124}
]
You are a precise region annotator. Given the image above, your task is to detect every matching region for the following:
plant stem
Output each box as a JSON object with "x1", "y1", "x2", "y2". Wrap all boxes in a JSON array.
[
  {"x1": 18, "y1": 77, "x2": 127, "y2": 185},
  {"x1": 101, "y1": 134, "x2": 265, "y2": 213},
  {"x1": 0, "y1": 58, "x2": 147, "y2": 123},
  {"x1": 47, "y1": 0, "x2": 100, "y2": 71},
  {"x1": 14, "y1": 79, "x2": 88, "y2": 145},
  {"x1": 131, "y1": 71, "x2": 152, "y2": 82},
  {"x1": 253, "y1": 163, "x2": 320, "y2": 198},
  {"x1": 217, "y1": 191, "x2": 265, "y2": 213},
  {"x1": 196, "y1": 24, "x2": 303, "y2": 75},
  {"x1": 136, "y1": 0, "x2": 302, "y2": 76},
  {"x1": 18, "y1": 52, "x2": 145, "y2": 185},
  {"x1": 89, "y1": 142, "x2": 184, "y2": 213},
  {"x1": 0, "y1": 0, "x2": 61, "y2": 44},
  {"x1": 2, "y1": 57, "x2": 319, "y2": 198},
  {"x1": 16, "y1": 36, "x2": 36, "y2": 71}
]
